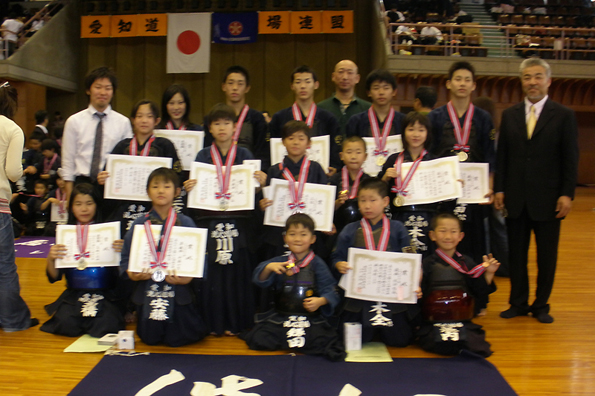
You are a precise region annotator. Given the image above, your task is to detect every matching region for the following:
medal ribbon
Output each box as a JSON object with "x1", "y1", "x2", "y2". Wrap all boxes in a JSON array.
[
  {"x1": 342, "y1": 167, "x2": 364, "y2": 199},
  {"x1": 43, "y1": 153, "x2": 58, "y2": 174},
  {"x1": 391, "y1": 150, "x2": 427, "y2": 195},
  {"x1": 436, "y1": 248, "x2": 486, "y2": 278},
  {"x1": 368, "y1": 107, "x2": 395, "y2": 157},
  {"x1": 129, "y1": 135, "x2": 156, "y2": 156},
  {"x1": 282, "y1": 158, "x2": 310, "y2": 212},
  {"x1": 75, "y1": 222, "x2": 90, "y2": 261},
  {"x1": 56, "y1": 188, "x2": 66, "y2": 214},
  {"x1": 360, "y1": 215, "x2": 390, "y2": 251},
  {"x1": 447, "y1": 102, "x2": 474, "y2": 153},
  {"x1": 292, "y1": 102, "x2": 317, "y2": 127},
  {"x1": 144, "y1": 208, "x2": 177, "y2": 270},
  {"x1": 233, "y1": 104, "x2": 250, "y2": 142},
  {"x1": 211, "y1": 143, "x2": 238, "y2": 202},
  {"x1": 166, "y1": 121, "x2": 186, "y2": 130},
  {"x1": 286, "y1": 250, "x2": 315, "y2": 275}
]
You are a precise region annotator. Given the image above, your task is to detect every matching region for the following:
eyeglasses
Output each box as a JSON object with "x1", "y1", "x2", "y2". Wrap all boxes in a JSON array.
[{"x1": 0, "y1": 81, "x2": 10, "y2": 89}]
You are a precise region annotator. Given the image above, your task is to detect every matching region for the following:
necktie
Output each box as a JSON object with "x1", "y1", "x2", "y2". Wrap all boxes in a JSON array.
[
  {"x1": 90, "y1": 112, "x2": 105, "y2": 181},
  {"x1": 527, "y1": 105, "x2": 536, "y2": 139}
]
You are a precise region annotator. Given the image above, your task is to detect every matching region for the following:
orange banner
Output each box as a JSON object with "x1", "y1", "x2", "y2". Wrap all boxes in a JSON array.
[
  {"x1": 81, "y1": 16, "x2": 110, "y2": 38},
  {"x1": 110, "y1": 15, "x2": 138, "y2": 37},
  {"x1": 290, "y1": 11, "x2": 322, "y2": 34},
  {"x1": 138, "y1": 14, "x2": 167, "y2": 36},
  {"x1": 322, "y1": 11, "x2": 353, "y2": 34},
  {"x1": 258, "y1": 11, "x2": 290, "y2": 34}
]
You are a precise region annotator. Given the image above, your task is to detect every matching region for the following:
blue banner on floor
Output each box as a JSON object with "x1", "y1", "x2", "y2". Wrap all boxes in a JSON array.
[{"x1": 69, "y1": 351, "x2": 517, "y2": 396}]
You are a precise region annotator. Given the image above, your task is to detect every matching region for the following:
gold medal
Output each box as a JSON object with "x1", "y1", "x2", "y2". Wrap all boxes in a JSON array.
[
  {"x1": 376, "y1": 156, "x2": 386, "y2": 166},
  {"x1": 394, "y1": 195, "x2": 405, "y2": 207},
  {"x1": 219, "y1": 199, "x2": 229, "y2": 211},
  {"x1": 306, "y1": 290, "x2": 314, "y2": 297},
  {"x1": 340, "y1": 190, "x2": 349, "y2": 196},
  {"x1": 457, "y1": 151, "x2": 468, "y2": 162},
  {"x1": 77, "y1": 259, "x2": 87, "y2": 271},
  {"x1": 286, "y1": 262, "x2": 295, "y2": 270}
]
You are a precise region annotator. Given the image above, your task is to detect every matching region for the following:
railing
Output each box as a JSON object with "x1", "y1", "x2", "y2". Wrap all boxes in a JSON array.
[{"x1": 387, "y1": 22, "x2": 595, "y2": 60}]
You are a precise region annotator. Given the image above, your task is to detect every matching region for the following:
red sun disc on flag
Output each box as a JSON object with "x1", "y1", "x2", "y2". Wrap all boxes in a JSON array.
[
  {"x1": 228, "y1": 21, "x2": 243, "y2": 36},
  {"x1": 177, "y1": 30, "x2": 200, "y2": 55}
]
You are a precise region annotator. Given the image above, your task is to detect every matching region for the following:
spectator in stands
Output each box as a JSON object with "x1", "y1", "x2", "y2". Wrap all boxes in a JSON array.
[
  {"x1": 413, "y1": 86, "x2": 437, "y2": 115},
  {"x1": 385, "y1": 6, "x2": 406, "y2": 32},
  {"x1": 33, "y1": 110, "x2": 49, "y2": 136},
  {"x1": 420, "y1": 23, "x2": 443, "y2": 45},
  {"x1": 1, "y1": 13, "x2": 24, "y2": 58},
  {"x1": 318, "y1": 60, "x2": 372, "y2": 139}
]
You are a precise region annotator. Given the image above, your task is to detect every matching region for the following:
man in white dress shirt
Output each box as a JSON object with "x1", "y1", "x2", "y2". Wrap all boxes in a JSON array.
[{"x1": 62, "y1": 67, "x2": 132, "y2": 198}]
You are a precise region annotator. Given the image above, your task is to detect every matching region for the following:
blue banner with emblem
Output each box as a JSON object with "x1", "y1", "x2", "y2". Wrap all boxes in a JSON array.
[{"x1": 212, "y1": 12, "x2": 258, "y2": 44}]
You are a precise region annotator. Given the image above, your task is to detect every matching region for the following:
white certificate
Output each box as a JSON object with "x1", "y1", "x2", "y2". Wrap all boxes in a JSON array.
[
  {"x1": 458, "y1": 162, "x2": 490, "y2": 204},
  {"x1": 263, "y1": 178, "x2": 336, "y2": 232},
  {"x1": 154, "y1": 129, "x2": 204, "y2": 171},
  {"x1": 55, "y1": 222, "x2": 121, "y2": 269},
  {"x1": 339, "y1": 248, "x2": 421, "y2": 304},
  {"x1": 187, "y1": 162, "x2": 255, "y2": 211},
  {"x1": 270, "y1": 136, "x2": 330, "y2": 173},
  {"x1": 128, "y1": 224, "x2": 207, "y2": 278},
  {"x1": 398, "y1": 156, "x2": 462, "y2": 206},
  {"x1": 362, "y1": 135, "x2": 403, "y2": 177},
  {"x1": 243, "y1": 159, "x2": 261, "y2": 188},
  {"x1": 50, "y1": 202, "x2": 68, "y2": 224},
  {"x1": 104, "y1": 155, "x2": 172, "y2": 201}
]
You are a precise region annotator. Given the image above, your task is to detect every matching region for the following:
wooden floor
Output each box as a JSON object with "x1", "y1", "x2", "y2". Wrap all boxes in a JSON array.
[{"x1": 1, "y1": 187, "x2": 594, "y2": 396}]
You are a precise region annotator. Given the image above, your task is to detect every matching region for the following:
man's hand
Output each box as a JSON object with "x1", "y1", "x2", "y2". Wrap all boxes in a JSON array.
[{"x1": 555, "y1": 195, "x2": 572, "y2": 218}]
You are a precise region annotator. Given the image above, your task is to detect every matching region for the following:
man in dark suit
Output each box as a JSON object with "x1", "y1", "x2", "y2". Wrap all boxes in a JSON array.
[
  {"x1": 33, "y1": 110, "x2": 49, "y2": 136},
  {"x1": 495, "y1": 58, "x2": 579, "y2": 324}
]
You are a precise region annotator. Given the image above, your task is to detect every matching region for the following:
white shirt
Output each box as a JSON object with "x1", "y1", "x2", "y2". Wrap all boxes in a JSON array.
[
  {"x1": 0, "y1": 116, "x2": 24, "y2": 213},
  {"x1": 61, "y1": 104, "x2": 132, "y2": 181},
  {"x1": 421, "y1": 26, "x2": 442, "y2": 40},
  {"x1": 35, "y1": 124, "x2": 48, "y2": 134},
  {"x1": 1, "y1": 19, "x2": 24, "y2": 42},
  {"x1": 524, "y1": 95, "x2": 548, "y2": 124}
]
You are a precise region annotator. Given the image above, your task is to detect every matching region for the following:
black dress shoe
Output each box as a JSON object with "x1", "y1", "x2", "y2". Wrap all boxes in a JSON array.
[
  {"x1": 534, "y1": 312, "x2": 554, "y2": 324},
  {"x1": 500, "y1": 307, "x2": 529, "y2": 319},
  {"x1": 29, "y1": 318, "x2": 39, "y2": 328}
]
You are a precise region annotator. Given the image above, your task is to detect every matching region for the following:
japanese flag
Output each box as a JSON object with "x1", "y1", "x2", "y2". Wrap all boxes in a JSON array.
[{"x1": 167, "y1": 13, "x2": 211, "y2": 74}]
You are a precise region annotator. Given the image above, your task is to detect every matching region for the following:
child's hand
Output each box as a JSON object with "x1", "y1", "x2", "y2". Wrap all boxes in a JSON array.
[
  {"x1": 24, "y1": 165, "x2": 37, "y2": 175},
  {"x1": 335, "y1": 191, "x2": 348, "y2": 209},
  {"x1": 40, "y1": 173, "x2": 50, "y2": 179},
  {"x1": 48, "y1": 244, "x2": 67, "y2": 260},
  {"x1": 303, "y1": 297, "x2": 327, "y2": 312},
  {"x1": 323, "y1": 224, "x2": 337, "y2": 236},
  {"x1": 482, "y1": 253, "x2": 500, "y2": 273},
  {"x1": 19, "y1": 202, "x2": 28, "y2": 212},
  {"x1": 259, "y1": 198, "x2": 273, "y2": 211},
  {"x1": 254, "y1": 170, "x2": 267, "y2": 186},
  {"x1": 266, "y1": 261, "x2": 290, "y2": 275},
  {"x1": 382, "y1": 167, "x2": 398, "y2": 182},
  {"x1": 165, "y1": 270, "x2": 192, "y2": 285},
  {"x1": 416, "y1": 287, "x2": 422, "y2": 300},
  {"x1": 127, "y1": 269, "x2": 152, "y2": 281},
  {"x1": 47, "y1": 197, "x2": 59, "y2": 205},
  {"x1": 326, "y1": 167, "x2": 337, "y2": 178},
  {"x1": 335, "y1": 261, "x2": 351, "y2": 274},
  {"x1": 112, "y1": 239, "x2": 124, "y2": 253},
  {"x1": 96, "y1": 171, "x2": 109, "y2": 185},
  {"x1": 183, "y1": 178, "x2": 197, "y2": 192}
]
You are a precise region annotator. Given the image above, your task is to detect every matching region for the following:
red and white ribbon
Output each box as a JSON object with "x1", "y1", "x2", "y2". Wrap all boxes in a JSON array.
[
  {"x1": 342, "y1": 167, "x2": 364, "y2": 200},
  {"x1": 129, "y1": 135, "x2": 156, "y2": 156},
  {"x1": 360, "y1": 215, "x2": 390, "y2": 251},
  {"x1": 368, "y1": 107, "x2": 395, "y2": 157},
  {"x1": 292, "y1": 102, "x2": 317, "y2": 127},
  {"x1": 56, "y1": 188, "x2": 66, "y2": 215},
  {"x1": 286, "y1": 250, "x2": 315, "y2": 275},
  {"x1": 282, "y1": 158, "x2": 310, "y2": 212},
  {"x1": 436, "y1": 248, "x2": 486, "y2": 278},
  {"x1": 447, "y1": 101, "x2": 474, "y2": 153},
  {"x1": 211, "y1": 143, "x2": 238, "y2": 203},
  {"x1": 391, "y1": 150, "x2": 427, "y2": 195},
  {"x1": 144, "y1": 208, "x2": 177, "y2": 270},
  {"x1": 43, "y1": 153, "x2": 58, "y2": 174},
  {"x1": 166, "y1": 121, "x2": 186, "y2": 130},
  {"x1": 233, "y1": 104, "x2": 250, "y2": 142},
  {"x1": 75, "y1": 222, "x2": 90, "y2": 261}
]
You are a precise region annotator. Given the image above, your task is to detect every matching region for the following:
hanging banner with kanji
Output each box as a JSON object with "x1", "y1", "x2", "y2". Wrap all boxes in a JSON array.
[
  {"x1": 81, "y1": 16, "x2": 111, "y2": 38},
  {"x1": 110, "y1": 15, "x2": 138, "y2": 37},
  {"x1": 290, "y1": 11, "x2": 322, "y2": 34},
  {"x1": 322, "y1": 11, "x2": 353, "y2": 33},
  {"x1": 138, "y1": 14, "x2": 167, "y2": 36},
  {"x1": 213, "y1": 12, "x2": 258, "y2": 44},
  {"x1": 258, "y1": 11, "x2": 290, "y2": 34}
]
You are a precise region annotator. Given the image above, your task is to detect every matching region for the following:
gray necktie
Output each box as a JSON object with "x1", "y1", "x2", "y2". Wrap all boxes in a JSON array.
[{"x1": 90, "y1": 112, "x2": 105, "y2": 181}]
